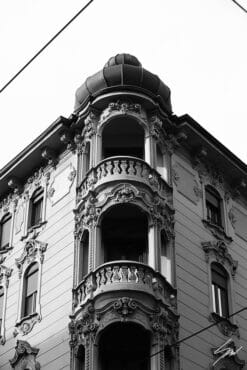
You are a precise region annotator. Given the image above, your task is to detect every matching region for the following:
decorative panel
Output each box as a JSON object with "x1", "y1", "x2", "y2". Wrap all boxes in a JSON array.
[
  {"x1": 232, "y1": 207, "x2": 247, "y2": 241},
  {"x1": 172, "y1": 163, "x2": 201, "y2": 205},
  {"x1": 48, "y1": 164, "x2": 76, "y2": 205}
]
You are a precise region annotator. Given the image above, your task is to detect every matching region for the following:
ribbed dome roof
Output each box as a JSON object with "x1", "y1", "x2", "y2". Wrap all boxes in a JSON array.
[{"x1": 74, "y1": 53, "x2": 172, "y2": 113}]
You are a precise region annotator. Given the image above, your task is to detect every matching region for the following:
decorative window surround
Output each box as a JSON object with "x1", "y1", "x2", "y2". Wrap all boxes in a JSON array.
[
  {"x1": 202, "y1": 240, "x2": 238, "y2": 337},
  {"x1": 0, "y1": 196, "x2": 17, "y2": 254},
  {"x1": 14, "y1": 238, "x2": 47, "y2": 336},
  {"x1": 9, "y1": 340, "x2": 40, "y2": 369},
  {"x1": 21, "y1": 168, "x2": 50, "y2": 241},
  {"x1": 0, "y1": 263, "x2": 12, "y2": 344}
]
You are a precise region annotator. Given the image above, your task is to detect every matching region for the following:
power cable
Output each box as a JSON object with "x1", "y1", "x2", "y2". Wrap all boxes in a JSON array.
[
  {"x1": 0, "y1": 0, "x2": 94, "y2": 93},
  {"x1": 133, "y1": 306, "x2": 247, "y2": 367},
  {"x1": 231, "y1": 0, "x2": 247, "y2": 12}
]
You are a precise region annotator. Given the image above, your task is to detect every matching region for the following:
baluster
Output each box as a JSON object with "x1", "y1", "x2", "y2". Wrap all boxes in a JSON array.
[
  {"x1": 112, "y1": 266, "x2": 121, "y2": 282},
  {"x1": 141, "y1": 164, "x2": 149, "y2": 179},
  {"x1": 106, "y1": 160, "x2": 113, "y2": 175},
  {"x1": 128, "y1": 160, "x2": 135, "y2": 176},
  {"x1": 135, "y1": 160, "x2": 143, "y2": 177},
  {"x1": 121, "y1": 159, "x2": 128, "y2": 175},
  {"x1": 144, "y1": 271, "x2": 152, "y2": 286},
  {"x1": 105, "y1": 266, "x2": 112, "y2": 283},
  {"x1": 121, "y1": 265, "x2": 128, "y2": 282},
  {"x1": 101, "y1": 162, "x2": 107, "y2": 177},
  {"x1": 113, "y1": 159, "x2": 120, "y2": 175},
  {"x1": 137, "y1": 267, "x2": 145, "y2": 284},
  {"x1": 128, "y1": 266, "x2": 137, "y2": 282},
  {"x1": 96, "y1": 271, "x2": 101, "y2": 288},
  {"x1": 100, "y1": 268, "x2": 106, "y2": 285}
]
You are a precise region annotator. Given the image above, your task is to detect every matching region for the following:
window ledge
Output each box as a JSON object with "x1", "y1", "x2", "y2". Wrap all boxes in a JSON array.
[
  {"x1": 0, "y1": 244, "x2": 13, "y2": 255},
  {"x1": 21, "y1": 221, "x2": 47, "y2": 241},
  {"x1": 202, "y1": 219, "x2": 232, "y2": 243},
  {"x1": 209, "y1": 312, "x2": 239, "y2": 337},
  {"x1": 14, "y1": 312, "x2": 41, "y2": 336}
]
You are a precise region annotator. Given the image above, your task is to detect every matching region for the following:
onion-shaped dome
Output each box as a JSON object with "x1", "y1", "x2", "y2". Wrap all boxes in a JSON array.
[{"x1": 74, "y1": 53, "x2": 172, "y2": 113}]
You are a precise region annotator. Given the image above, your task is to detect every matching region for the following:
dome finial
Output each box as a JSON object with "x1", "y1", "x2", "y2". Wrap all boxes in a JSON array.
[{"x1": 104, "y1": 54, "x2": 141, "y2": 68}]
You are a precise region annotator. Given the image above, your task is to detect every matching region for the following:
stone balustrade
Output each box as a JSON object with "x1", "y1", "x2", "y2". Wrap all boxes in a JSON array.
[
  {"x1": 73, "y1": 261, "x2": 176, "y2": 310},
  {"x1": 78, "y1": 156, "x2": 171, "y2": 198}
]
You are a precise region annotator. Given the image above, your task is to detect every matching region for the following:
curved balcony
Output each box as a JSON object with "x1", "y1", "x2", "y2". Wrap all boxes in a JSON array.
[
  {"x1": 78, "y1": 156, "x2": 171, "y2": 199},
  {"x1": 73, "y1": 261, "x2": 176, "y2": 311}
]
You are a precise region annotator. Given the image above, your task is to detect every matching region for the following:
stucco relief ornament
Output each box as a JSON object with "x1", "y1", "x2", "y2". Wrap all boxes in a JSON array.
[
  {"x1": 115, "y1": 185, "x2": 136, "y2": 203},
  {"x1": 149, "y1": 115, "x2": 163, "y2": 140},
  {"x1": 81, "y1": 193, "x2": 100, "y2": 228},
  {"x1": 113, "y1": 297, "x2": 137, "y2": 320},
  {"x1": 15, "y1": 239, "x2": 47, "y2": 278},
  {"x1": 0, "y1": 264, "x2": 12, "y2": 288},
  {"x1": 202, "y1": 240, "x2": 238, "y2": 277},
  {"x1": 228, "y1": 208, "x2": 236, "y2": 229},
  {"x1": 74, "y1": 133, "x2": 86, "y2": 155},
  {"x1": 83, "y1": 112, "x2": 98, "y2": 138},
  {"x1": 9, "y1": 340, "x2": 40, "y2": 369}
]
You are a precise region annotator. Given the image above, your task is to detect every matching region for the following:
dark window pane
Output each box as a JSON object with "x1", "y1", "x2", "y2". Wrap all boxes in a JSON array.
[
  {"x1": 211, "y1": 264, "x2": 229, "y2": 317},
  {"x1": 0, "y1": 287, "x2": 4, "y2": 319},
  {"x1": 205, "y1": 186, "x2": 222, "y2": 226},
  {"x1": 0, "y1": 214, "x2": 11, "y2": 249},
  {"x1": 24, "y1": 292, "x2": 37, "y2": 317},
  {"x1": 26, "y1": 268, "x2": 38, "y2": 296},
  {"x1": 30, "y1": 189, "x2": 43, "y2": 227}
]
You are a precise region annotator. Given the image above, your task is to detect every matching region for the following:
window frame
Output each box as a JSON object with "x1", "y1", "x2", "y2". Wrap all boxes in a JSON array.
[
  {"x1": 205, "y1": 185, "x2": 223, "y2": 228},
  {"x1": 211, "y1": 262, "x2": 229, "y2": 318},
  {"x1": 0, "y1": 213, "x2": 13, "y2": 253},
  {"x1": 28, "y1": 187, "x2": 44, "y2": 229},
  {"x1": 22, "y1": 262, "x2": 39, "y2": 319}
]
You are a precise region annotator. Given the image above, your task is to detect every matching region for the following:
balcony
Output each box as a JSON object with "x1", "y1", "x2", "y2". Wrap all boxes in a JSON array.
[
  {"x1": 73, "y1": 261, "x2": 176, "y2": 311},
  {"x1": 78, "y1": 156, "x2": 171, "y2": 200}
]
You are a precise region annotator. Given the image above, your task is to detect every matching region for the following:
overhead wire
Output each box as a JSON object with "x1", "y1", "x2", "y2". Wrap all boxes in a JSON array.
[
  {"x1": 0, "y1": 0, "x2": 94, "y2": 94},
  {"x1": 231, "y1": 0, "x2": 247, "y2": 12}
]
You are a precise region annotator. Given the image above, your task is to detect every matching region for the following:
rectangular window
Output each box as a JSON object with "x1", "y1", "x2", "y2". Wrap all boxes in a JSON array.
[
  {"x1": 205, "y1": 186, "x2": 222, "y2": 227},
  {"x1": 211, "y1": 264, "x2": 229, "y2": 318},
  {"x1": 0, "y1": 214, "x2": 11, "y2": 250},
  {"x1": 23, "y1": 264, "x2": 38, "y2": 317},
  {"x1": 29, "y1": 189, "x2": 43, "y2": 228}
]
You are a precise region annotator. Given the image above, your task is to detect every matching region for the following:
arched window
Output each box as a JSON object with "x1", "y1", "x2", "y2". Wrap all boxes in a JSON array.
[
  {"x1": 102, "y1": 117, "x2": 144, "y2": 160},
  {"x1": 101, "y1": 204, "x2": 148, "y2": 263},
  {"x1": 211, "y1": 263, "x2": 229, "y2": 318},
  {"x1": 0, "y1": 213, "x2": 12, "y2": 251},
  {"x1": 205, "y1": 185, "x2": 222, "y2": 227},
  {"x1": 0, "y1": 286, "x2": 4, "y2": 331},
  {"x1": 79, "y1": 230, "x2": 89, "y2": 281},
  {"x1": 22, "y1": 263, "x2": 39, "y2": 318}
]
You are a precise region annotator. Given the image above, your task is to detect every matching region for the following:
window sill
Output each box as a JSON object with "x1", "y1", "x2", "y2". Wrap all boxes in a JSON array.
[
  {"x1": 14, "y1": 312, "x2": 41, "y2": 336},
  {"x1": 209, "y1": 312, "x2": 239, "y2": 337},
  {"x1": 21, "y1": 221, "x2": 47, "y2": 241},
  {"x1": 202, "y1": 219, "x2": 232, "y2": 243},
  {"x1": 0, "y1": 244, "x2": 13, "y2": 255}
]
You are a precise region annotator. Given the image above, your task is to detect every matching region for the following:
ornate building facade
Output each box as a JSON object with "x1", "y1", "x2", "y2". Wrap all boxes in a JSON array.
[{"x1": 0, "y1": 54, "x2": 246, "y2": 369}]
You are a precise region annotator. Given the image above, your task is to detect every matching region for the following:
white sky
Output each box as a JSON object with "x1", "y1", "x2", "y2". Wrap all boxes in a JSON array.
[{"x1": 0, "y1": 0, "x2": 246, "y2": 170}]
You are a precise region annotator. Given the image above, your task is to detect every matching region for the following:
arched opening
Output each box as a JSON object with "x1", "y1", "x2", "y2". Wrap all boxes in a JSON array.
[
  {"x1": 101, "y1": 204, "x2": 148, "y2": 263},
  {"x1": 75, "y1": 344, "x2": 85, "y2": 370},
  {"x1": 99, "y1": 323, "x2": 150, "y2": 370},
  {"x1": 102, "y1": 117, "x2": 144, "y2": 159},
  {"x1": 22, "y1": 262, "x2": 39, "y2": 318}
]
